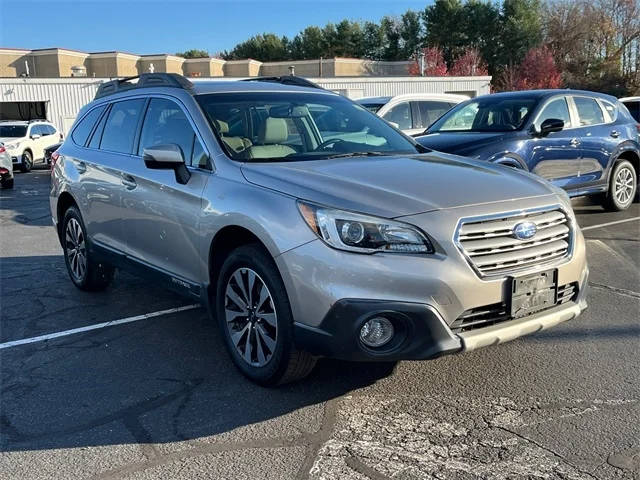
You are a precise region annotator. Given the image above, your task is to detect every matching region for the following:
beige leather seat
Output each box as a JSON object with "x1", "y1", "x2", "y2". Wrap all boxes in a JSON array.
[
  {"x1": 213, "y1": 119, "x2": 251, "y2": 153},
  {"x1": 246, "y1": 118, "x2": 296, "y2": 159}
]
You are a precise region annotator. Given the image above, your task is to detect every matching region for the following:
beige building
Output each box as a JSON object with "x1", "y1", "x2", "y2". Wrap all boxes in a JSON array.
[{"x1": 0, "y1": 47, "x2": 416, "y2": 78}]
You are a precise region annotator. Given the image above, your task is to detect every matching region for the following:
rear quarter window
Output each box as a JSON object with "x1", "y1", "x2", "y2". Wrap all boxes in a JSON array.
[
  {"x1": 71, "y1": 106, "x2": 106, "y2": 146},
  {"x1": 100, "y1": 99, "x2": 146, "y2": 154}
]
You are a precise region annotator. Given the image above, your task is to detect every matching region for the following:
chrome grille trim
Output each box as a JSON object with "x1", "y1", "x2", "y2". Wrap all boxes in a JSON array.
[{"x1": 454, "y1": 205, "x2": 574, "y2": 278}]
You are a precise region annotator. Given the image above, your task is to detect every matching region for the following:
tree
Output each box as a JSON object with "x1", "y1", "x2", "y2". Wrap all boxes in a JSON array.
[
  {"x1": 381, "y1": 16, "x2": 403, "y2": 60},
  {"x1": 499, "y1": 0, "x2": 543, "y2": 66},
  {"x1": 400, "y1": 10, "x2": 424, "y2": 59},
  {"x1": 290, "y1": 26, "x2": 325, "y2": 59},
  {"x1": 493, "y1": 46, "x2": 562, "y2": 91},
  {"x1": 450, "y1": 48, "x2": 489, "y2": 76},
  {"x1": 175, "y1": 49, "x2": 209, "y2": 59},
  {"x1": 423, "y1": 0, "x2": 467, "y2": 65},
  {"x1": 461, "y1": 0, "x2": 501, "y2": 74},
  {"x1": 223, "y1": 33, "x2": 290, "y2": 61},
  {"x1": 362, "y1": 21, "x2": 385, "y2": 59},
  {"x1": 409, "y1": 47, "x2": 448, "y2": 76}
]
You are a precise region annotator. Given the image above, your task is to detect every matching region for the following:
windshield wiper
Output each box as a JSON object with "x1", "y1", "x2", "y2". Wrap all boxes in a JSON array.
[{"x1": 322, "y1": 151, "x2": 394, "y2": 160}]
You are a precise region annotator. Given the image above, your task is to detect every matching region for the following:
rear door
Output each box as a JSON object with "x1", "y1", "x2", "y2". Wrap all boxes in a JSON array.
[
  {"x1": 412, "y1": 100, "x2": 455, "y2": 135},
  {"x1": 569, "y1": 96, "x2": 614, "y2": 189},
  {"x1": 79, "y1": 99, "x2": 146, "y2": 254},
  {"x1": 118, "y1": 96, "x2": 210, "y2": 285},
  {"x1": 380, "y1": 102, "x2": 413, "y2": 133},
  {"x1": 30, "y1": 124, "x2": 48, "y2": 160},
  {"x1": 528, "y1": 96, "x2": 582, "y2": 190}
]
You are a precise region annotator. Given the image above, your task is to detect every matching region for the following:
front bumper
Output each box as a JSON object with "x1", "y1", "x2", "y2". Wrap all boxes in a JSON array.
[{"x1": 278, "y1": 196, "x2": 588, "y2": 361}]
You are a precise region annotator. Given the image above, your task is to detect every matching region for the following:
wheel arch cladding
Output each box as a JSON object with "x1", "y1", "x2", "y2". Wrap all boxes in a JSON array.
[
  {"x1": 616, "y1": 150, "x2": 639, "y2": 179},
  {"x1": 56, "y1": 192, "x2": 78, "y2": 238}
]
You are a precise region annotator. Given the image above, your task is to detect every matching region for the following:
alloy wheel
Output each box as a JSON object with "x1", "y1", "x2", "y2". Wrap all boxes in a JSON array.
[
  {"x1": 614, "y1": 166, "x2": 634, "y2": 205},
  {"x1": 65, "y1": 218, "x2": 87, "y2": 281},
  {"x1": 224, "y1": 267, "x2": 278, "y2": 367}
]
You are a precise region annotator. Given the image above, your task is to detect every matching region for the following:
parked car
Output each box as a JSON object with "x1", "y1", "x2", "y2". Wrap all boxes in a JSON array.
[
  {"x1": 620, "y1": 96, "x2": 640, "y2": 122},
  {"x1": 44, "y1": 142, "x2": 63, "y2": 166},
  {"x1": 51, "y1": 74, "x2": 588, "y2": 385},
  {"x1": 357, "y1": 93, "x2": 467, "y2": 135},
  {"x1": 415, "y1": 90, "x2": 639, "y2": 211},
  {"x1": 0, "y1": 120, "x2": 63, "y2": 172},
  {"x1": 0, "y1": 143, "x2": 14, "y2": 188}
]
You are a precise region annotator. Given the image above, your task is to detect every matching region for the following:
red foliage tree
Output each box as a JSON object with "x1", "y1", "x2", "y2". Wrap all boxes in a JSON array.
[
  {"x1": 408, "y1": 47, "x2": 448, "y2": 76},
  {"x1": 449, "y1": 48, "x2": 488, "y2": 76},
  {"x1": 514, "y1": 46, "x2": 563, "y2": 90}
]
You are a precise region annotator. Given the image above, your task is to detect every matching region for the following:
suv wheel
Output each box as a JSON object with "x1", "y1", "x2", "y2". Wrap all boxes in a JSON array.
[
  {"x1": 62, "y1": 206, "x2": 115, "y2": 291},
  {"x1": 604, "y1": 160, "x2": 637, "y2": 211},
  {"x1": 20, "y1": 151, "x2": 33, "y2": 173},
  {"x1": 215, "y1": 244, "x2": 316, "y2": 386}
]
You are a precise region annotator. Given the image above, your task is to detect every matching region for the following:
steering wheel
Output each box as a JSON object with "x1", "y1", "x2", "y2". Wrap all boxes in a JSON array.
[{"x1": 315, "y1": 138, "x2": 347, "y2": 151}]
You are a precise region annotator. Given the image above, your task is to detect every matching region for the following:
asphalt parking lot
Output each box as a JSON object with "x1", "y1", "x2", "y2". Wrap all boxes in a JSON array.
[{"x1": 1, "y1": 169, "x2": 639, "y2": 480}]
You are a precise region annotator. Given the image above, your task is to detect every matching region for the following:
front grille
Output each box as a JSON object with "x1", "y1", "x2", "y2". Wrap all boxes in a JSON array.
[
  {"x1": 450, "y1": 282, "x2": 579, "y2": 333},
  {"x1": 456, "y1": 207, "x2": 572, "y2": 277}
]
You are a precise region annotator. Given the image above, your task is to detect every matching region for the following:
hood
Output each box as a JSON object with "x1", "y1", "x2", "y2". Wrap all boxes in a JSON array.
[
  {"x1": 241, "y1": 152, "x2": 556, "y2": 218},
  {"x1": 415, "y1": 132, "x2": 507, "y2": 156}
]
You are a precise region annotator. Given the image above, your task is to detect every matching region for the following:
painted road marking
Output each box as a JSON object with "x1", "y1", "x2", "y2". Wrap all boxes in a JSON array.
[
  {"x1": 581, "y1": 216, "x2": 640, "y2": 231},
  {"x1": 0, "y1": 304, "x2": 200, "y2": 350}
]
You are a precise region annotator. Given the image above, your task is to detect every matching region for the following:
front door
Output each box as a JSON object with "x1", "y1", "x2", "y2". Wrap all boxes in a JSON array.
[
  {"x1": 529, "y1": 96, "x2": 582, "y2": 190},
  {"x1": 118, "y1": 97, "x2": 210, "y2": 285}
]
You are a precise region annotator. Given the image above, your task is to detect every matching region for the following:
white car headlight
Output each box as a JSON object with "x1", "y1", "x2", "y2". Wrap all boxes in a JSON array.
[{"x1": 298, "y1": 201, "x2": 434, "y2": 254}]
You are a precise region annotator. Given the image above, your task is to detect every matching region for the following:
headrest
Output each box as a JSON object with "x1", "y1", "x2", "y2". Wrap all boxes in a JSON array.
[
  {"x1": 214, "y1": 119, "x2": 229, "y2": 134},
  {"x1": 259, "y1": 117, "x2": 288, "y2": 144}
]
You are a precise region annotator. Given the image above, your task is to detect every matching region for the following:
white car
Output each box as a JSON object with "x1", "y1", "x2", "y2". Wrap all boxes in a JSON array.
[
  {"x1": 0, "y1": 143, "x2": 13, "y2": 188},
  {"x1": 0, "y1": 120, "x2": 63, "y2": 172},
  {"x1": 620, "y1": 96, "x2": 639, "y2": 122},
  {"x1": 357, "y1": 93, "x2": 469, "y2": 136}
]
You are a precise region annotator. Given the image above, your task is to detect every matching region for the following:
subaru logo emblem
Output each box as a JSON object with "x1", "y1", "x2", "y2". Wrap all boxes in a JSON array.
[{"x1": 513, "y1": 221, "x2": 537, "y2": 240}]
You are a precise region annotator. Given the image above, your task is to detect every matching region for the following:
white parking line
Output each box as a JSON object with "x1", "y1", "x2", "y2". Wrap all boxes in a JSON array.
[
  {"x1": 0, "y1": 304, "x2": 200, "y2": 350},
  {"x1": 581, "y1": 216, "x2": 640, "y2": 231}
]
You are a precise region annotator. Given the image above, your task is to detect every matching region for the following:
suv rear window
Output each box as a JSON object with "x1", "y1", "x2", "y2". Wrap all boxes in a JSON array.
[
  {"x1": 574, "y1": 97, "x2": 604, "y2": 126},
  {"x1": 72, "y1": 106, "x2": 106, "y2": 146},
  {"x1": 100, "y1": 99, "x2": 145, "y2": 154}
]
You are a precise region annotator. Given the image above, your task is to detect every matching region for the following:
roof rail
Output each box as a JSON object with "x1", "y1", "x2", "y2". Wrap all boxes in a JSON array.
[
  {"x1": 241, "y1": 76, "x2": 325, "y2": 90},
  {"x1": 95, "y1": 73, "x2": 194, "y2": 100}
]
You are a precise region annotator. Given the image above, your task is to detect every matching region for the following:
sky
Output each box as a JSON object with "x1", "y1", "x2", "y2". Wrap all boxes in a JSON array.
[{"x1": 0, "y1": 0, "x2": 432, "y2": 55}]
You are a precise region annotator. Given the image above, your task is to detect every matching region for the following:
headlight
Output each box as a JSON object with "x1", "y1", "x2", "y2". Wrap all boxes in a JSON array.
[{"x1": 298, "y1": 201, "x2": 434, "y2": 254}]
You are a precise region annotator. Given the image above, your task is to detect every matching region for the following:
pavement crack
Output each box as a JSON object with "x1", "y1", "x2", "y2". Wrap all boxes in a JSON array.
[
  {"x1": 589, "y1": 282, "x2": 640, "y2": 299},
  {"x1": 494, "y1": 425, "x2": 602, "y2": 480},
  {"x1": 345, "y1": 448, "x2": 392, "y2": 480},
  {"x1": 296, "y1": 397, "x2": 340, "y2": 480}
]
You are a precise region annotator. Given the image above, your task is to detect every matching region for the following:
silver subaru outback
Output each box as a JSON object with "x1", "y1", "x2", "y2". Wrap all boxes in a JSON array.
[{"x1": 50, "y1": 74, "x2": 588, "y2": 385}]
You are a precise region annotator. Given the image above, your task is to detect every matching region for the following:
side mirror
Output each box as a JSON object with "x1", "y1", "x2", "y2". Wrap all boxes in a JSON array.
[
  {"x1": 538, "y1": 118, "x2": 564, "y2": 136},
  {"x1": 143, "y1": 144, "x2": 191, "y2": 185},
  {"x1": 30, "y1": 134, "x2": 41, "y2": 140}
]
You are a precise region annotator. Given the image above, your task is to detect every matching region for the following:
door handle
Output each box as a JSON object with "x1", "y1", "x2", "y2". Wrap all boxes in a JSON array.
[
  {"x1": 76, "y1": 161, "x2": 87, "y2": 174},
  {"x1": 610, "y1": 130, "x2": 620, "y2": 138},
  {"x1": 121, "y1": 174, "x2": 137, "y2": 190},
  {"x1": 570, "y1": 138, "x2": 581, "y2": 147}
]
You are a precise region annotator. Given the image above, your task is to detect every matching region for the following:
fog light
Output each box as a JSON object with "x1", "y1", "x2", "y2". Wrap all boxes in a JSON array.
[{"x1": 360, "y1": 317, "x2": 394, "y2": 348}]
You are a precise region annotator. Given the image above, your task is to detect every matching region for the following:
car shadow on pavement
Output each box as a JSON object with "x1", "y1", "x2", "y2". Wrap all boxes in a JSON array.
[
  {"x1": 0, "y1": 170, "x2": 55, "y2": 227},
  {"x1": 0, "y1": 255, "x2": 396, "y2": 453}
]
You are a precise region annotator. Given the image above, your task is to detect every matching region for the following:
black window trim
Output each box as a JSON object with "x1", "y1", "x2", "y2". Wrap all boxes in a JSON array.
[
  {"x1": 84, "y1": 104, "x2": 110, "y2": 148},
  {"x1": 71, "y1": 103, "x2": 108, "y2": 147}
]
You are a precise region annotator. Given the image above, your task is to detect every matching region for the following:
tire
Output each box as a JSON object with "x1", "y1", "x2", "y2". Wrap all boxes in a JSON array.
[
  {"x1": 603, "y1": 160, "x2": 637, "y2": 211},
  {"x1": 215, "y1": 244, "x2": 316, "y2": 386},
  {"x1": 62, "y1": 206, "x2": 115, "y2": 291},
  {"x1": 20, "y1": 151, "x2": 33, "y2": 173},
  {"x1": 1, "y1": 177, "x2": 13, "y2": 189}
]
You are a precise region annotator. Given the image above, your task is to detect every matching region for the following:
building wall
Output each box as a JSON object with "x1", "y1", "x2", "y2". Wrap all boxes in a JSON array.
[
  {"x1": 57, "y1": 53, "x2": 89, "y2": 77},
  {"x1": 0, "y1": 52, "x2": 30, "y2": 77},
  {"x1": 116, "y1": 56, "x2": 139, "y2": 76},
  {"x1": 31, "y1": 53, "x2": 61, "y2": 77},
  {"x1": 88, "y1": 57, "x2": 117, "y2": 78},
  {"x1": 224, "y1": 60, "x2": 262, "y2": 77},
  {"x1": 183, "y1": 59, "x2": 225, "y2": 77}
]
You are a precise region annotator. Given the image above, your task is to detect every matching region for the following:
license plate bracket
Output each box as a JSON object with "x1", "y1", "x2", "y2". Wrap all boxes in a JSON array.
[{"x1": 510, "y1": 269, "x2": 557, "y2": 318}]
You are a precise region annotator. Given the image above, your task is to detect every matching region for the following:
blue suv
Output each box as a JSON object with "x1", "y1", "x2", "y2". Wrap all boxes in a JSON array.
[{"x1": 415, "y1": 90, "x2": 639, "y2": 211}]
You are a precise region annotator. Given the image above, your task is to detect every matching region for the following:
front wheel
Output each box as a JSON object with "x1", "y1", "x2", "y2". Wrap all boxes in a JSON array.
[
  {"x1": 603, "y1": 160, "x2": 637, "y2": 211},
  {"x1": 215, "y1": 244, "x2": 316, "y2": 386},
  {"x1": 62, "y1": 206, "x2": 115, "y2": 291},
  {"x1": 20, "y1": 151, "x2": 33, "y2": 173}
]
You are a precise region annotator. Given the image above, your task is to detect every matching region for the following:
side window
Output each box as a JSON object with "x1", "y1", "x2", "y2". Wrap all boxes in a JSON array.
[
  {"x1": 138, "y1": 98, "x2": 195, "y2": 163},
  {"x1": 72, "y1": 106, "x2": 106, "y2": 146},
  {"x1": 382, "y1": 103, "x2": 412, "y2": 130},
  {"x1": 191, "y1": 136, "x2": 208, "y2": 168},
  {"x1": 30, "y1": 125, "x2": 44, "y2": 137},
  {"x1": 536, "y1": 97, "x2": 571, "y2": 129},
  {"x1": 100, "y1": 99, "x2": 145, "y2": 154},
  {"x1": 573, "y1": 97, "x2": 604, "y2": 126},
  {"x1": 45, "y1": 125, "x2": 57, "y2": 136},
  {"x1": 415, "y1": 101, "x2": 455, "y2": 129},
  {"x1": 600, "y1": 101, "x2": 617, "y2": 122}
]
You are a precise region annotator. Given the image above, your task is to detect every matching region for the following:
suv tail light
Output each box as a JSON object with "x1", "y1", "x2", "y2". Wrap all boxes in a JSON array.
[
  {"x1": 0, "y1": 146, "x2": 5, "y2": 153},
  {"x1": 50, "y1": 151, "x2": 60, "y2": 172}
]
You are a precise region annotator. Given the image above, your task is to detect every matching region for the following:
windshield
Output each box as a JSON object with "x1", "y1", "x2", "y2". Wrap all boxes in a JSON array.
[
  {"x1": 428, "y1": 97, "x2": 539, "y2": 133},
  {"x1": 196, "y1": 92, "x2": 420, "y2": 162},
  {"x1": 0, "y1": 125, "x2": 27, "y2": 137}
]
